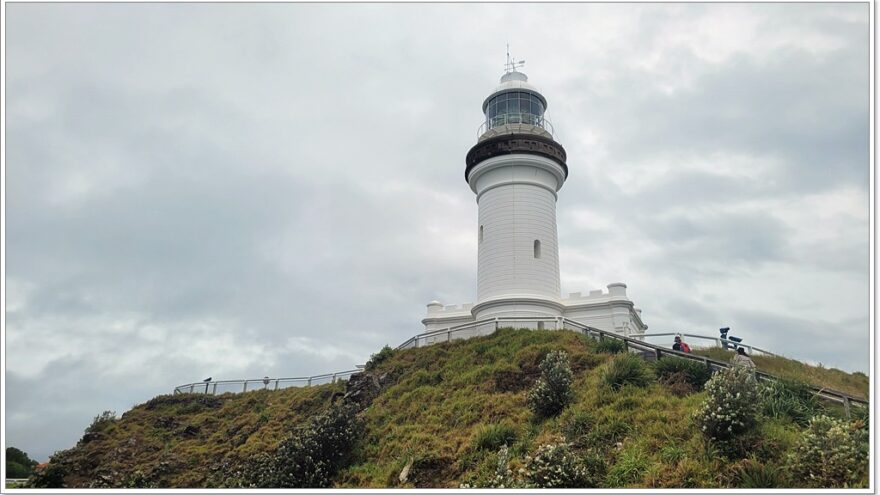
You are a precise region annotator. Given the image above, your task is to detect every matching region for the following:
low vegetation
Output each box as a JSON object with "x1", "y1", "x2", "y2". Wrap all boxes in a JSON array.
[
  {"x1": 527, "y1": 350, "x2": 573, "y2": 418},
  {"x1": 692, "y1": 347, "x2": 868, "y2": 399},
  {"x1": 27, "y1": 329, "x2": 869, "y2": 488},
  {"x1": 6, "y1": 447, "x2": 38, "y2": 479}
]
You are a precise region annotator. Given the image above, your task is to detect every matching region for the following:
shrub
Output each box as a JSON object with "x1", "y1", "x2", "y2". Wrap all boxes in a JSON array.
[
  {"x1": 654, "y1": 356, "x2": 712, "y2": 390},
  {"x1": 602, "y1": 354, "x2": 653, "y2": 390},
  {"x1": 365, "y1": 345, "x2": 394, "y2": 371},
  {"x1": 527, "y1": 350, "x2": 573, "y2": 418},
  {"x1": 658, "y1": 371, "x2": 696, "y2": 397},
  {"x1": 733, "y1": 458, "x2": 787, "y2": 488},
  {"x1": 852, "y1": 404, "x2": 869, "y2": 433},
  {"x1": 587, "y1": 417, "x2": 632, "y2": 446},
  {"x1": 85, "y1": 410, "x2": 117, "y2": 434},
  {"x1": 693, "y1": 366, "x2": 759, "y2": 444},
  {"x1": 595, "y1": 338, "x2": 626, "y2": 354},
  {"x1": 606, "y1": 445, "x2": 649, "y2": 487},
  {"x1": 787, "y1": 415, "x2": 868, "y2": 488},
  {"x1": 561, "y1": 410, "x2": 594, "y2": 446},
  {"x1": 473, "y1": 423, "x2": 517, "y2": 451},
  {"x1": 522, "y1": 442, "x2": 593, "y2": 488},
  {"x1": 758, "y1": 379, "x2": 822, "y2": 426},
  {"x1": 659, "y1": 444, "x2": 686, "y2": 464},
  {"x1": 241, "y1": 403, "x2": 363, "y2": 487},
  {"x1": 6, "y1": 447, "x2": 38, "y2": 478},
  {"x1": 29, "y1": 459, "x2": 69, "y2": 488}
]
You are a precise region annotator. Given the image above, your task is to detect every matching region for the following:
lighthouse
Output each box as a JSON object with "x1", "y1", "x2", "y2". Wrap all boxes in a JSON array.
[
  {"x1": 467, "y1": 67, "x2": 567, "y2": 319},
  {"x1": 423, "y1": 60, "x2": 647, "y2": 337}
]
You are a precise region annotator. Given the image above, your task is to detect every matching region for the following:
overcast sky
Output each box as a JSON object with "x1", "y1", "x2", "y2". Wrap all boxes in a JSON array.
[{"x1": 4, "y1": 3, "x2": 870, "y2": 462}]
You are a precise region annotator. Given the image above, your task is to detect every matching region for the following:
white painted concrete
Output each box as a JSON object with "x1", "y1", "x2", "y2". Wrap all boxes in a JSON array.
[
  {"x1": 469, "y1": 154, "x2": 566, "y2": 305},
  {"x1": 422, "y1": 70, "x2": 648, "y2": 338}
]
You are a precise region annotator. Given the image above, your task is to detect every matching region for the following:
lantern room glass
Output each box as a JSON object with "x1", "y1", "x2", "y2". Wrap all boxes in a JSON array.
[{"x1": 485, "y1": 91, "x2": 545, "y2": 129}]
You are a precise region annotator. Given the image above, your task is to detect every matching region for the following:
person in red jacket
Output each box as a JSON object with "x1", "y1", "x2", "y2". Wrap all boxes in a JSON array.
[{"x1": 673, "y1": 335, "x2": 691, "y2": 353}]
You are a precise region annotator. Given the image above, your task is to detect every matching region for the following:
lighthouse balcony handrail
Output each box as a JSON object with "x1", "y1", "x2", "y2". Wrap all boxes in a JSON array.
[{"x1": 478, "y1": 112, "x2": 555, "y2": 139}]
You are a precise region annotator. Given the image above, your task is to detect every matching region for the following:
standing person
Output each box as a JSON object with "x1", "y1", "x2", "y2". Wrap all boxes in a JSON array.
[
  {"x1": 673, "y1": 335, "x2": 692, "y2": 353},
  {"x1": 731, "y1": 347, "x2": 756, "y2": 369},
  {"x1": 673, "y1": 335, "x2": 683, "y2": 352}
]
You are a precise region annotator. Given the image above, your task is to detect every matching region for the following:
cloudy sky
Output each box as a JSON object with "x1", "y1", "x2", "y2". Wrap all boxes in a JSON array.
[{"x1": 4, "y1": 3, "x2": 870, "y2": 462}]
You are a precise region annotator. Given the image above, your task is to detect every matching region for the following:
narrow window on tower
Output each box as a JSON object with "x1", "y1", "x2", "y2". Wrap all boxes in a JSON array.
[
  {"x1": 479, "y1": 225, "x2": 484, "y2": 243},
  {"x1": 534, "y1": 239, "x2": 542, "y2": 258}
]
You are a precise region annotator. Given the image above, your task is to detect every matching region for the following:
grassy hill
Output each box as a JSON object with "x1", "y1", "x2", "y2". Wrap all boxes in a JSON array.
[{"x1": 28, "y1": 328, "x2": 869, "y2": 488}]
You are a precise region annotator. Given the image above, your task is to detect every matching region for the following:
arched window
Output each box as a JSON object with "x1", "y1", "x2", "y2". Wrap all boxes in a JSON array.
[
  {"x1": 479, "y1": 225, "x2": 484, "y2": 243},
  {"x1": 534, "y1": 239, "x2": 541, "y2": 258}
]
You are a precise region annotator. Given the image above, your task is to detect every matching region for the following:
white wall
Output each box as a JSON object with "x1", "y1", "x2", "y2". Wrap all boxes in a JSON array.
[{"x1": 469, "y1": 154, "x2": 566, "y2": 304}]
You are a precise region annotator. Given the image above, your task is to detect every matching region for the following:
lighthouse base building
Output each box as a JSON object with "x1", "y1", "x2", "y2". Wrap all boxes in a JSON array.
[
  {"x1": 423, "y1": 283, "x2": 646, "y2": 337},
  {"x1": 422, "y1": 65, "x2": 647, "y2": 339}
]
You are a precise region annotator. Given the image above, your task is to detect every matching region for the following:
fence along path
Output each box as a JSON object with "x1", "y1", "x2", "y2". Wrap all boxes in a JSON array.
[
  {"x1": 173, "y1": 370, "x2": 360, "y2": 395},
  {"x1": 174, "y1": 316, "x2": 868, "y2": 416}
]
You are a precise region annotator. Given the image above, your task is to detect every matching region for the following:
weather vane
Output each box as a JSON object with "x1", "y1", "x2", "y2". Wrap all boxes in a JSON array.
[{"x1": 504, "y1": 43, "x2": 525, "y2": 73}]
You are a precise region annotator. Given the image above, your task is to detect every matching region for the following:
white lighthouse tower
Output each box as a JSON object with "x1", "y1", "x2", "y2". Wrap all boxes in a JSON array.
[
  {"x1": 467, "y1": 66, "x2": 567, "y2": 320},
  {"x1": 423, "y1": 60, "x2": 647, "y2": 337}
]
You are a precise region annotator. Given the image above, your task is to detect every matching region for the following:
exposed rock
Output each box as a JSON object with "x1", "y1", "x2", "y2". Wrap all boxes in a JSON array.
[
  {"x1": 341, "y1": 371, "x2": 395, "y2": 410},
  {"x1": 180, "y1": 425, "x2": 200, "y2": 438},
  {"x1": 399, "y1": 458, "x2": 413, "y2": 484}
]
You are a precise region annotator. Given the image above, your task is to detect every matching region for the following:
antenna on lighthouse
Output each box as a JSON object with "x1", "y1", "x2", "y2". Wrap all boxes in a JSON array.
[{"x1": 504, "y1": 43, "x2": 525, "y2": 73}]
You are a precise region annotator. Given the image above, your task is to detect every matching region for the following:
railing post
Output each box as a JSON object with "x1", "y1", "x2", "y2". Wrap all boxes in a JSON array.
[
  {"x1": 495, "y1": 318, "x2": 499, "y2": 331},
  {"x1": 308, "y1": 377, "x2": 312, "y2": 386},
  {"x1": 447, "y1": 330, "x2": 451, "y2": 342},
  {"x1": 655, "y1": 348, "x2": 662, "y2": 361},
  {"x1": 331, "y1": 373, "x2": 337, "y2": 384},
  {"x1": 242, "y1": 382, "x2": 248, "y2": 393},
  {"x1": 274, "y1": 380, "x2": 279, "y2": 391},
  {"x1": 843, "y1": 396, "x2": 852, "y2": 419},
  {"x1": 189, "y1": 384, "x2": 194, "y2": 393},
  {"x1": 212, "y1": 383, "x2": 217, "y2": 395}
]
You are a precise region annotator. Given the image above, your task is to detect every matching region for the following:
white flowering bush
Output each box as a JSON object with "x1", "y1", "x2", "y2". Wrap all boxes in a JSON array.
[
  {"x1": 484, "y1": 445, "x2": 520, "y2": 488},
  {"x1": 693, "y1": 366, "x2": 759, "y2": 443},
  {"x1": 459, "y1": 445, "x2": 524, "y2": 489},
  {"x1": 522, "y1": 442, "x2": 591, "y2": 488},
  {"x1": 528, "y1": 350, "x2": 573, "y2": 418},
  {"x1": 788, "y1": 415, "x2": 868, "y2": 488},
  {"x1": 241, "y1": 403, "x2": 362, "y2": 487}
]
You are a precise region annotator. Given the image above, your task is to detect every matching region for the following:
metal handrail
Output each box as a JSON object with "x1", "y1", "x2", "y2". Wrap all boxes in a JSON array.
[
  {"x1": 396, "y1": 316, "x2": 867, "y2": 412},
  {"x1": 562, "y1": 318, "x2": 867, "y2": 409},
  {"x1": 173, "y1": 369, "x2": 360, "y2": 395},
  {"x1": 172, "y1": 317, "x2": 868, "y2": 415},
  {"x1": 477, "y1": 112, "x2": 554, "y2": 138},
  {"x1": 629, "y1": 332, "x2": 778, "y2": 357}
]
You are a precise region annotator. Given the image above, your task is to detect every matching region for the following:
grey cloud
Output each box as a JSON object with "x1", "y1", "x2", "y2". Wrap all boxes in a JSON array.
[{"x1": 5, "y1": 3, "x2": 869, "y2": 463}]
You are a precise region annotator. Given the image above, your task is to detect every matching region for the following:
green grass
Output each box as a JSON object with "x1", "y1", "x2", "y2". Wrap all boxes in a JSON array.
[
  {"x1": 692, "y1": 347, "x2": 868, "y2": 399},
  {"x1": 40, "y1": 328, "x2": 869, "y2": 488}
]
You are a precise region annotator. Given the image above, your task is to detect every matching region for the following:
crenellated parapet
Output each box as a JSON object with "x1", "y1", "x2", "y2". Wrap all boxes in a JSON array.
[{"x1": 426, "y1": 301, "x2": 474, "y2": 315}]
